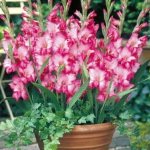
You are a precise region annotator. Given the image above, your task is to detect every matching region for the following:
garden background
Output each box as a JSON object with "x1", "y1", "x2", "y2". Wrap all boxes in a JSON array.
[{"x1": 0, "y1": 0, "x2": 150, "y2": 149}]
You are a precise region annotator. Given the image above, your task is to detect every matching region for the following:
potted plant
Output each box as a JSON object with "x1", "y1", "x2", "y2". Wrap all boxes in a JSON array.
[{"x1": 0, "y1": 0, "x2": 149, "y2": 149}]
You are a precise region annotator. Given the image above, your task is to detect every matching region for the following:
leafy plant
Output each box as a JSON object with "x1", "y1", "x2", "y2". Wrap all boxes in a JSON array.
[
  {"x1": 128, "y1": 63, "x2": 150, "y2": 122},
  {"x1": 120, "y1": 122, "x2": 150, "y2": 150}
]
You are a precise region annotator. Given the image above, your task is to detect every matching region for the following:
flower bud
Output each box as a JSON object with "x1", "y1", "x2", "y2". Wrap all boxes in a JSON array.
[
  {"x1": 0, "y1": 15, "x2": 6, "y2": 21},
  {"x1": 23, "y1": 6, "x2": 28, "y2": 12},
  {"x1": 67, "y1": 0, "x2": 72, "y2": 7},
  {"x1": 117, "y1": 11, "x2": 122, "y2": 18},
  {"x1": 32, "y1": 10, "x2": 39, "y2": 16},
  {"x1": 48, "y1": 0, "x2": 53, "y2": 4},
  {"x1": 32, "y1": 2, "x2": 37, "y2": 9}
]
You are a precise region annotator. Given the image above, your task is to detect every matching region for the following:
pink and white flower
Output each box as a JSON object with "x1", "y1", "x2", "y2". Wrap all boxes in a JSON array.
[{"x1": 2, "y1": 2, "x2": 148, "y2": 103}]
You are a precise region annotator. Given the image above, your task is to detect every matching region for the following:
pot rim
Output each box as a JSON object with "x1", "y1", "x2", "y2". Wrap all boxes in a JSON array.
[{"x1": 71, "y1": 122, "x2": 116, "y2": 132}]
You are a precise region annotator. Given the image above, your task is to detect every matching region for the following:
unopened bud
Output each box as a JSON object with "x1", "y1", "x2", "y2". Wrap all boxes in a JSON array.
[
  {"x1": 101, "y1": 23, "x2": 105, "y2": 30},
  {"x1": 60, "y1": 5, "x2": 64, "y2": 14},
  {"x1": 144, "y1": 8, "x2": 150, "y2": 14},
  {"x1": 117, "y1": 11, "x2": 122, "y2": 18},
  {"x1": 121, "y1": 5, "x2": 125, "y2": 10},
  {"x1": 67, "y1": 0, "x2": 72, "y2": 7},
  {"x1": 85, "y1": 5, "x2": 88, "y2": 10},
  {"x1": 88, "y1": 11, "x2": 97, "y2": 19},
  {"x1": 103, "y1": 9, "x2": 107, "y2": 15},
  {"x1": 0, "y1": 15, "x2": 5, "y2": 21},
  {"x1": 23, "y1": 6, "x2": 28, "y2": 12},
  {"x1": 32, "y1": 10, "x2": 39, "y2": 16},
  {"x1": 10, "y1": 23, "x2": 14, "y2": 28},
  {"x1": 32, "y1": 2, "x2": 37, "y2": 9},
  {"x1": 48, "y1": 0, "x2": 53, "y2": 4},
  {"x1": 140, "y1": 22, "x2": 148, "y2": 28},
  {"x1": 22, "y1": 13, "x2": 29, "y2": 19}
]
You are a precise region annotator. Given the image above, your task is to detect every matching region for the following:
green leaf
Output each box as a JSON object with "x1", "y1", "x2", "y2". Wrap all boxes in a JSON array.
[
  {"x1": 0, "y1": 120, "x2": 14, "y2": 137},
  {"x1": 78, "y1": 114, "x2": 95, "y2": 124},
  {"x1": 119, "y1": 111, "x2": 131, "y2": 120},
  {"x1": 0, "y1": 97, "x2": 15, "y2": 104},
  {"x1": 98, "y1": 111, "x2": 106, "y2": 123},
  {"x1": 32, "y1": 83, "x2": 60, "y2": 111},
  {"x1": 93, "y1": 0, "x2": 102, "y2": 4},
  {"x1": 33, "y1": 103, "x2": 41, "y2": 110},
  {"x1": 68, "y1": 80, "x2": 89, "y2": 109},
  {"x1": 105, "y1": 97, "x2": 115, "y2": 107},
  {"x1": 78, "y1": 117, "x2": 87, "y2": 124},
  {"x1": 86, "y1": 89, "x2": 94, "y2": 112},
  {"x1": 118, "y1": 88, "x2": 137, "y2": 98},
  {"x1": 65, "y1": 108, "x2": 73, "y2": 119},
  {"x1": 15, "y1": 99, "x2": 31, "y2": 113},
  {"x1": 29, "y1": 85, "x2": 42, "y2": 103},
  {"x1": 113, "y1": 95, "x2": 128, "y2": 115},
  {"x1": 39, "y1": 57, "x2": 50, "y2": 75},
  {"x1": 86, "y1": 114, "x2": 95, "y2": 123},
  {"x1": 8, "y1": 44, "x2": 14, "y2": 61},
  {"x1": 45, "y1": 113, "x2": 55, "y2": 123},
  {"x1": 0, "y1": 122, "x2": 7, "y2": 131},
  {"x1": 82, "y1": 63, "x2": 89, "y2": 79},
  {"x1": 132, "y1": 60, "x2": 150, "y2": 85}
]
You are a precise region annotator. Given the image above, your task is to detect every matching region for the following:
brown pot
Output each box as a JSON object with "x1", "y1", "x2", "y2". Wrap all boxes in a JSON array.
[{"x1": 36, "y1": 123, "x2": 116, "y2": 150}]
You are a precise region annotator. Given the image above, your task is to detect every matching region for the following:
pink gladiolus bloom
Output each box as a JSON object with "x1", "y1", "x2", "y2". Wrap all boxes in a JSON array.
[
  {"x1": 14, "y1": 46, "x2": 29, "y2": 61},
  {"x1": 9, "y1": 76, "x2": 28, "y2": 100},
  {"x1": 3, "y1": 58, "x2": 16, "y2": 73},
  {"x1": 2, "y1": 1, "x2": 148, "y2": 103},
  {"x1": 18, "y1": 62, "x2": 36, "y2": 82}
]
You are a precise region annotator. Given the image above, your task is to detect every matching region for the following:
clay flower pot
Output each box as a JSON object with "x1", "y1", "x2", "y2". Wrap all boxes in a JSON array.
[{"x1": 36, "y1": 123, "x2": 116, "y2": 150}]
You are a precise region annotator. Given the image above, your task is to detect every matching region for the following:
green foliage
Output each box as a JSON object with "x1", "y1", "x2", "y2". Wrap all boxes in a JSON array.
[
  {"x1": 119, "y1": 63, "x2": 150, "y2": 149},
  {"x1": 0, "y1": 103, "x2": 75, "y2": 150},
  {"x1": 0, "y1": 78, "x2": 95, "y2": 149},
  {"x1": 32, "y1": 83, "x2": 61, "y2": 110},
  {"x1": 0, "y1": 78, "x2": 134, "y2": 149},
  {"x1": 91, "y1": 0, "x2": 149, "y2": 38},
  {"x1": 128, "y1": 65, "x2": 150, "y2": 122},
  {"x1": 129, "y1": 122, "x2": 150, "y2": 150},
  {"x1": 0, "y1": 26, "x2": 5, "y2": 40},
  {"x1": 68, "y1": 80, "x2": 89, "y2": 109},
  {"x1": 78, "y1": 114, "x2": 95, "y2": 124}
]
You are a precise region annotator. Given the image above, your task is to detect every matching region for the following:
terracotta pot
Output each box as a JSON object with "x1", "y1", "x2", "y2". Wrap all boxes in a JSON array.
[{"x1": 36, "y1": 123, "x2": 116, "y2": 150}]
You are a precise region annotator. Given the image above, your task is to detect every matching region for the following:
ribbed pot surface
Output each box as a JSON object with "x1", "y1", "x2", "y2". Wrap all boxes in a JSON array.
[
  {"x1": 36, "y1": 123, "x2": 116, "y2": 150},
  {"x1": 58, "y1": 123, "x2": 115, "y2": 150}
]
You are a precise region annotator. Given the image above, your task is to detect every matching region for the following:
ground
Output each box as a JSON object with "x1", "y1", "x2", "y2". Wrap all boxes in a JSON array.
[{"x1": 0, "y1": 130, "x2": 131, "y2": 150}]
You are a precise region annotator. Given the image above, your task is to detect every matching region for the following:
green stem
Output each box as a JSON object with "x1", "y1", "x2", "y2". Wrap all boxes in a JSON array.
[
  {"x1": 87, "y1": 89, "x2": 94, "y2": 113},
  {"x1": 27, "y1": 0, "x2": 33, "y2": 19},
  {"x1": 56, "y1": 93, "x2": 59, "y2": 107},
  {"x1": 103, "y1": 0, "x2": 114, "y2": 44},
  {"x1": 133, "y1": 0, "x2": 149, "y2": 31},
  {"x1": 61, "y1": 93, "x2": 64, "y2": 110},
  {"x1": 48, "y1": 0, "x2": 53, "y2": 11},
  {"x1": 93, "y1": 89, "x2": 98, "y2": 123},
  {"x1": 81, "y1": 0, "x2": 89, "y2": 23},
  {"x1": 37, "y1": 0, "x2": 44, "y2": 30},
  {"x1": 98, "y1": 79, "x2": 113, "y2": 123},
  {"x1": 1, "y1": 80, "x2": 12, "y2": 83},
  {"x1": 119, "y1": 0, "x2": 128, "y2": 35}
]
